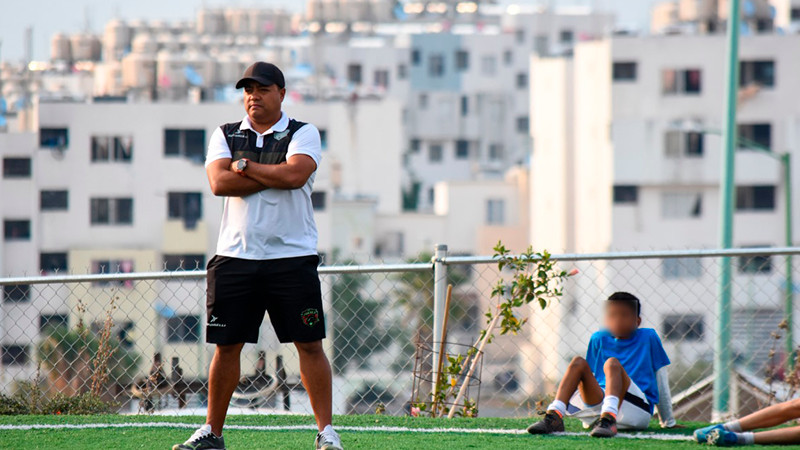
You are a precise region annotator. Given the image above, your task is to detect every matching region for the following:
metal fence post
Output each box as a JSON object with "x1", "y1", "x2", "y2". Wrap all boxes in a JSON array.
[{"x1": 432, "y1": 244, "x2": 448, "y2": 398}]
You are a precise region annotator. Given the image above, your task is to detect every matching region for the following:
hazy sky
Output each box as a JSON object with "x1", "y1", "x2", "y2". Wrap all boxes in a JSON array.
[{"x1": 0, "y1": 0, "x2": 660, "y2": 62}]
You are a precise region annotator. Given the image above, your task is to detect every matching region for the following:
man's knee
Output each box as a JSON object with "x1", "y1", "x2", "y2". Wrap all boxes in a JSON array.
[
  {"x1": 567, "y1": 356, "x2": 589, "y2": 371},
  {"x1": 294, "y1": 340, "x2": 325, "y2": 357},
  {"x1": 603, "y1": 357, "x2": 622, "y2": 373},
  {"x1": 215, "y1": 343, "x2": 244, "y2": 360},
  {"x1": 785, "y1": 398, "x2": 800, "y2": 416}
]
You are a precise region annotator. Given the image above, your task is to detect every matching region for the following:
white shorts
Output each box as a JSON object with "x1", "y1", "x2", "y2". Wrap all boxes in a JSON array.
[{"x1": 567, "y1": 379, "x2": 652, "y2": 430}]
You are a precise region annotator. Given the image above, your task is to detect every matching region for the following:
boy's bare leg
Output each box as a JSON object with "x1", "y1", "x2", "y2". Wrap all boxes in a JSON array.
[
  {"x1": 602, "y1": 357, "x2": 631, "y2": 403},
  {"x1": 736, "y1": 398, "x2": 800, "y2": 431},
  {"x1": 753, "y1": 426, "x2": 800, "y2": 445},
  {"x1": 555, "y1": 356, "x2": 605, "y2": 405}
]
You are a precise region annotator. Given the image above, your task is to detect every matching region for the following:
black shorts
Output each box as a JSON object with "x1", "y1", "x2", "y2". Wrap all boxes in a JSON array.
[{"x1": 206, "y1": 254, "x2": 325, "y2": 345}]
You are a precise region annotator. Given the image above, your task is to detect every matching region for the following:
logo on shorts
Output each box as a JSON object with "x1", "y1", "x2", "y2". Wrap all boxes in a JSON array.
[
  {"x1": 301, "y1": 308, "x2": 320, "y2": 327},
  {"x1": 207, "y1": 315, "x2": 226, "y2": 327}
]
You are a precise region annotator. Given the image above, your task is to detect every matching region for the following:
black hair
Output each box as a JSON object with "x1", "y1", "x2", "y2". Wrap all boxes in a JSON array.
[{"x1": 607, "y1": 291, "x2": 641, "y2": 317}]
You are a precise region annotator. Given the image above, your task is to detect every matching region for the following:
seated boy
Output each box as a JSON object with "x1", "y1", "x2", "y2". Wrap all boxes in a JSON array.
[
  {"x1": 694, "y1": 399, "x2": 800, "y2": 446},
  {"x1": 527, "y1": 292, "x2": 677, "y2": 438}
]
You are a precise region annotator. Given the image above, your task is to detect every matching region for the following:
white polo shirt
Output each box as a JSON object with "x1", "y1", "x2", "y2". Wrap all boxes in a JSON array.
[{"x1": 205, "y1": 112, "x2": 322, "y2": 260}]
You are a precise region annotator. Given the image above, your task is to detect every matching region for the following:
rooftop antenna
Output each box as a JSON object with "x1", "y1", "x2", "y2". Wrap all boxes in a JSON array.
[
  {"x1": 24, "y1": 26, "x2": 32, "y2": 64},
  {"x1": 83, "y1": 5, "x2": 92, "y2": 32}
]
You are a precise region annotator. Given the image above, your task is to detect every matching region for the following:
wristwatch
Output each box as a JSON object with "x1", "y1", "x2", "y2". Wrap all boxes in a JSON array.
[{"x1": 236, "y1": 159, "x2": 248, "y2": 171}]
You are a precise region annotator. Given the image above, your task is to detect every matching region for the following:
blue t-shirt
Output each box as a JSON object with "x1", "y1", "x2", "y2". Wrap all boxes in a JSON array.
[{"x1": 586, "y1": 328, "x2": 670, "y2": 414}]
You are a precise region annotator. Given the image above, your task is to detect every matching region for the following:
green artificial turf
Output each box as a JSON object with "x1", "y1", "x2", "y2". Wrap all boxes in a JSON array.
[{"x1": 0, "y1": 414, "x2": 786, "y2": 449}]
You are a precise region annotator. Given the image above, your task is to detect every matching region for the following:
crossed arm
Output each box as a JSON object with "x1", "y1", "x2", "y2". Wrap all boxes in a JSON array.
[{"x1": 206, "y1": 154, "x2": 317, "y2": 196}]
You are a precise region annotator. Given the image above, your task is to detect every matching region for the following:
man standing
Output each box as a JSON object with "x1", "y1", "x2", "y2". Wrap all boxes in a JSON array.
[{"x1": 174, "y1": 62, "x2": 342, "y2": 450}]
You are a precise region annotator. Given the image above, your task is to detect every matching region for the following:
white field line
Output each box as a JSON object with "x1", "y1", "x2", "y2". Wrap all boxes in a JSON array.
[{"x1": 0, "y1": 421, "x2": 692, "y2": 441}]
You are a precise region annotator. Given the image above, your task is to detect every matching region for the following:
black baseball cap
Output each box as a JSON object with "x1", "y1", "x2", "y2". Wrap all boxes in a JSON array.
[{"x1": 235, "y1": 62, "x2": 285, "y2": 89}]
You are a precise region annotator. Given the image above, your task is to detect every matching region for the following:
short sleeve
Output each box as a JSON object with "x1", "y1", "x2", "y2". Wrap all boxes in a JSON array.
[
  {"x1": 205, "y1": 127, "x2": 232, "y2": 167},
  {"x1": 649, "y1": 329, "x2": 671, "y2": 372},
  {"x1": 287, "y1": 123, "x2": 322, "y2": 168},
  {"x1": 585, "y1": 332, "x2": 601, "y2": 368}
]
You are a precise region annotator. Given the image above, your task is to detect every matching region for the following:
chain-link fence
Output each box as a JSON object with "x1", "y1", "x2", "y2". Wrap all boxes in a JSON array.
[{"x1": 1, "y1": 246, "x2": 798, "y2": 419}]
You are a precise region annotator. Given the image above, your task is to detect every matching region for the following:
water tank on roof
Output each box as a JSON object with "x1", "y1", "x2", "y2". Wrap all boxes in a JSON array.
[
  {"x1": 198, "y1": 9, "x2": 226, "y2": 35},
  {"x1": 131, "y1": 33, "x2": 158, "y2": 54},
  {"x1": 103, "y1": 19, "x2": 131, "y2": 62},
  {"x1": 121, "y1": 51, "x2": 157, "y2": 89},
  {"x1": 51, "y1": 33, "x2": 72, "y2": 62},
  {"x1": 156, "y1": 49, "x2": 187, "y2": 89},
  {"x1": 215, "y1": 52, "x2": 245, "y2": 85},
  {"x1": 184, "y1": 51, "x2": 216, "y2": 87},
  {"x1": 225, "y1": 9, "x2": 252, "y2": 34},
  {"x1": 70, "y1": 33, "x2": 102, "y2": 61}
]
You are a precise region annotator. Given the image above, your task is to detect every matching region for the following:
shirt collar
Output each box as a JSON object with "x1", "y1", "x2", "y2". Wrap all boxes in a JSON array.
[{"x1": 239, "y1": 111, "x2": 288, "y2": 135}]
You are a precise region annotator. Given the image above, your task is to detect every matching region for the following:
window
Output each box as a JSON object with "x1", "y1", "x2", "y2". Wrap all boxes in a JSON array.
[
  {"x1": 374, "y1": 69, "x2": 389, "y2": 88},
  {"x1": 1, "y1": 345, "x2": 29, "y2": 366},
  {"x1": 792, "y1": 7, "x2": 800, "y2": 20},
  {"x1": 418, "y1": 93, "x2": 428, "y2": 109},
  {"x1": 428, "y1": 144, "x2": 443, "y2": 163},
  {"x1": 168, "y1": 192, "x2": 202, "y2": 227},
  {"x1": 486, "y1": 199, "x2": 505, "y2": 225},
  {"x1": 40, "y1": 252, "x2": 68, "y2": 273},
  {"x1": 613, "y1": 185, "x2": 638, "y2": 204},
  {"x1": 4, "y1": 220, "x2": 30, "y2": 240},
  {"x1": 481, "y1": 56, "x2": 496, "y2": 76},
  {"x1": 164, "y1": 129, "x2": 205, "y2": 161},
  {"x1": 91, "y1": 259, "x2": 133, "y2": 287},
  {"x1": 503, "y1": 49, "x2": 513, "y2": 65},
  {"x1": 40, "y1": 190, "x2": 68, "y2": 211},
  {"x1": 559, "y1": 29, "x2": 574, "y2": 44},
  {"x1": 455, "y1": 50, "x2": 469, "y2": 71},
  {"x1": 428, "y1": 54, "x2": 445, "y2": 77},
  {"x1": 665, "y1": 130, "x2": 704, "y2": 157},
  {"x1": 167, "y1": 315, "x2": 200, "y2": 343},
  {"x1": 739, "y1": 251, "x2": 772, "y2": 274},
  {"x1": 515, "y1": 29, "x2": 525, "y2": 44},
  {"x1": 661, "y1": 192, "x2": 703, "y2": 218},
  {"x1": 738, "y1": 123, "x2": 771, "y2": 149},
  {"x1": 411, "y1": 48, "x2": 421, "y2": 66},
  {"x1": 455, "y1": 140, "x2": 470, "y2": 159},
  {"x1": 91, "y1": 136, "x2": 133, "y2": 162},
  {"x1": 3, "y1": 157, "x2": 31, "y2": 178},
  {"x1": 40, "y1": 128, "x2": 69, "y2": 148},
  {"x1": 163, "y1": 254, "x2": 206, "y2": 271},
  {"x1": 3, "y1": 285, "x2": 30, "y2": 303},
  {"x1": 740, "y1": 60, "x2": 775, "y2": 87},
  {"x1": 663, "y1": 258, "x2": 702, "y2": 279},
  {"x1": 311, "y1": 191, "x2": 327, "y2": 211},
  {"x1": 409, "y1": 139, "x2": 421, "y2": 153},
  {"x1": 117, "y1": 321, "x2": 134, "y2": 348},
  {"x1": 347, "y1": 64, "x2": 362, "y2": 84},
  {"x1": 612, "y1": 62, "x2": 637, "y2": 82},
  {"x1": 397, "y1": 64, "x2": 407, "y2": 79},
  {"x1": 662, "y1": 69, "x2": 702, "y2": 95},
  {"x1": 460, "y1": 96, "x2": 468, "y2": 116},
  {"x1": 319, "y1": 129, "x2": 328, "y2": 150},
  {"x1": 662, "y1": 315, "x2": 704, "y2": 341},
  {"x1": 516, "y1": 72, "x2": 528, "y2": 89},
  {"x1": 516, "y1": 116, "x2": 529, "y2": 134},
  {"x1": 736, "y1": 185, "x2": 775, "y2": 211},
  {"x1": 91, "y1": 198, "x2": 133, "y2": 225},
  {"x1": 489, "y1": 143, "x2": 504, "y2": 161},
  {"x1": 40, "y1": 314, "x2": 69, "y2": 332},
  {"x1": 533, "y1": 35, "x2": 548, "y2": 55}
]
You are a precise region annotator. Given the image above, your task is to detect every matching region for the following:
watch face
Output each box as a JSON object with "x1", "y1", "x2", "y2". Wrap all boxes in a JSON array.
[{"x1": 237, "y1": 159, "x2": 247, "y2": 170}]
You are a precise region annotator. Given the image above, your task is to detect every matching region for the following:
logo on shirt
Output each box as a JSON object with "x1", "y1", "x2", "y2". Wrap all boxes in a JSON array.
[
  {"x1": 273, "y1": 129, "x2": 290, "y2": 141},
  {"x1": 301, "y1": 308, "x2": 320, "y2": 327},
  {"x1": 228, "y1": 130, "x2": 248, "y2": 139}
]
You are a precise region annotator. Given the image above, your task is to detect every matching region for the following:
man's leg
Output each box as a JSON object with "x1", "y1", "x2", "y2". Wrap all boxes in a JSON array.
[
  {"x1": 734, "y1": 398, "x2": 800, "y2": 431},
  {"x1": 295, "y1": 340, "x2": 332, "y2": 431},
  {"x1": 206, "y1": 343, "x2": 244, "y2": 436},
  {"x1": 753, "y1": 426, "x2": 800, "y2": 445}
]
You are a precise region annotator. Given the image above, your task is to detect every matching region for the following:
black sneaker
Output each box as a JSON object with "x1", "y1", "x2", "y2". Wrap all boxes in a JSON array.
[
  {"x1": 173, "y1": 424, "x2": 226, "y2": 450},
  {"x1": 589, "y1": 414, "x2": 618, "y2": 438},
  {"x1": 527, "y1": 411, "x2": 565, "y2": 435}
]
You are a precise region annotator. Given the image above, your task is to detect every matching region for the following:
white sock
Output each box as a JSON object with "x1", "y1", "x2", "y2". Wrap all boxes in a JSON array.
[
  {"x1": 600, "y1": 395, "x2": 620, "y2": 417},
  {"x1": 724, "y1": 420, "x2": 742, "y2": 432},
  {"x1": 547, "y1": 399, "x2": 567, "y2": 417},
  {"x1": 736, "y1": 432, "x2": 755, "y2": 445}
]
